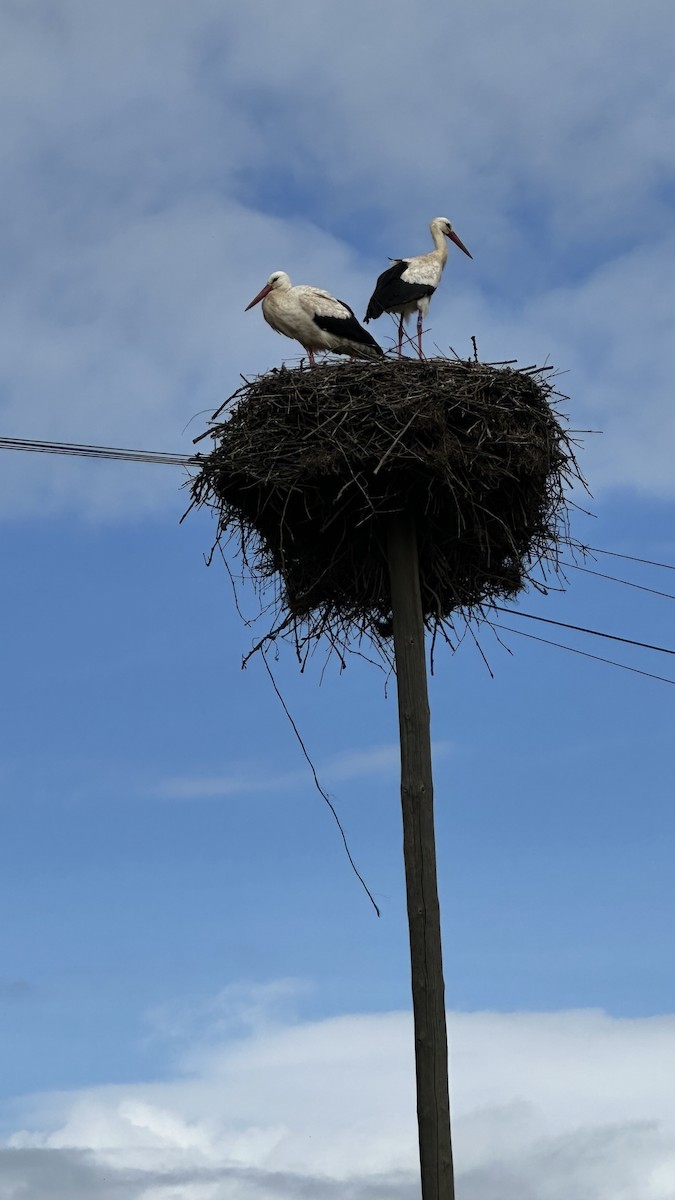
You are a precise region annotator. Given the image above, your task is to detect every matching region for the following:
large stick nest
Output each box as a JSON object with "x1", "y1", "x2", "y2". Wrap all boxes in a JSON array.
[{"x1": 189, "y1": 358, "x2": 581, "y2": 651}]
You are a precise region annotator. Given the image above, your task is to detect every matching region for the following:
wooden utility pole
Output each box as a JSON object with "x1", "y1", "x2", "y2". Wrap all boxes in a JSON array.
[{"x1": 387, "y1": 511, "x2": 455, "y2": 1200}]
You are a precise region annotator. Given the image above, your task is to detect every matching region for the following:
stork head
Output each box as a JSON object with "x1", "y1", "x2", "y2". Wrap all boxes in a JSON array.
[
  {"x1": 245, "y1": 270, "x2": 292, "y2": 310},
  {"x1": 431, "y1": 217, "x2": 473, "y2": 259}
]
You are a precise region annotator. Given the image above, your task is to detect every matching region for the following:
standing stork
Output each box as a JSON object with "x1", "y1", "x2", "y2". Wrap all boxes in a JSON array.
[
  {"x1": 246, "y1": 271, "x2": 383, "y2": 365},
  {"x1": 364, "y1": 217, "x2": 472, "y2": 358}
]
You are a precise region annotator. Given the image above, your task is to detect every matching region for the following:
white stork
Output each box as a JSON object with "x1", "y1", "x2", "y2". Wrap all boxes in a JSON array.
[
  {"x1": 364, "y1": 217, "x2": 472, "y2": 358},
  {"x1": 246, "y1": 271, "x2": 383, "y2": 366}
]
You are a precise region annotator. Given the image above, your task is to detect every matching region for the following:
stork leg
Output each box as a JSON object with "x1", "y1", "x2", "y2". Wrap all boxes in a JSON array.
[
  {"x1": 417, "y1": 310, "x2": 424, "y2": 359},
  {"x1": 398, "y1": 315, "x2": 405, "y2": 358},
  {"x1": 307, "y1": 348, "x2": 316, "y2": 368}
]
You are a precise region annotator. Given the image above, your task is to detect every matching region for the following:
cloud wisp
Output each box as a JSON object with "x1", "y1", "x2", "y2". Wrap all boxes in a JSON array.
[{"x1": 152, "y1": 741, "x2": 452, "y2": 801}]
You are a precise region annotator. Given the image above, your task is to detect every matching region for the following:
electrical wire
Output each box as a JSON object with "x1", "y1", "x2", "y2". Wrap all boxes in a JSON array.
[
  {"x1": 570, "y1": 543, "x2": 675, "y2": 573},
  {"x1": 0, "y1": 435, "x2": 198, "y2": 467},
  {"x1": 560, "y1": 559, "x2": 675, "y2": 602},
  {"x1": 492, "y1": 622, "x2": 675, "y2": 687},
  {"x1": 3, "y1": 433, "x2": 675, "y2": 675},
  {"x1": 492, "y1": 607, "x2": 675, "y2": 659}
]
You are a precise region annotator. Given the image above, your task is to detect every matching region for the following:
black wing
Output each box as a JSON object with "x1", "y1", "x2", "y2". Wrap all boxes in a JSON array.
[
  {"x1": 313, "y1": 306, "x2": 383, "y2": 353},
  {"x1": 364, "y1": 260, "x2": 435, "y2": 321}
]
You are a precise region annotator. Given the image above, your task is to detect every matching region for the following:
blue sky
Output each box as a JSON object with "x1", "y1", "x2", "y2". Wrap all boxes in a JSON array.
[{"x1": 1, "y1": 2, "x2": 675, "y2": 1197}]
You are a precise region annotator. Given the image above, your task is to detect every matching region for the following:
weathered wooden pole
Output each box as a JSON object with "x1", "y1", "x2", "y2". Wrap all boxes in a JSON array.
[{"x1": 387, "y1": 510, "x2": 455, "y2": 1200}]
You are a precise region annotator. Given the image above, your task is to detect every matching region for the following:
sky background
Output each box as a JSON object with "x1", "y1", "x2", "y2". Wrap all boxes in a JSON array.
[{"x1": 1, "y1": 1, "x2": 674, "y2": 1197}]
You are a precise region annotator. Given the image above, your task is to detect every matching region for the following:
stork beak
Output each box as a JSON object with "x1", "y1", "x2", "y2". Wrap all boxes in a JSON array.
[
  {"x1": 448, "y1": 230, "x2": 473, "y2": 259},
  {"x1": 245, "y1": 283, "x2": 273, "y2": 310}
]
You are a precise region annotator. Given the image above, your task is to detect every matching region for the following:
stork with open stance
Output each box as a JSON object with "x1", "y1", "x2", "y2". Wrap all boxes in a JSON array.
[
  {"x1": 364, "y1": 217, "x2": 472, "y2": 358},
  {"x1": 246, "y1": 271, "x2": 383, "y2": 366}
]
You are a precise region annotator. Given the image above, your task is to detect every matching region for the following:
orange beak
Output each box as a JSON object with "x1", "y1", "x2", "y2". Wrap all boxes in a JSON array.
[
  {"x1": 448, "y1": 230, "x2": 473, "y2": 259},
  {"x1": 245, "y1": 283, "x2": 273, "y2": 311}
]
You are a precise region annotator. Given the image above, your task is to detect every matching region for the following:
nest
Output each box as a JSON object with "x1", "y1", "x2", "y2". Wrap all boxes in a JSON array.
[{"x1": 189, "y1": 357, "x2": 581, "y2": 654}]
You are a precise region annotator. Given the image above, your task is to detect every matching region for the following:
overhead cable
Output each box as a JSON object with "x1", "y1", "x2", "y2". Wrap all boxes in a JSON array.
[{"x1": 0, "y1": 435, "x2": 197, "y2": 467}]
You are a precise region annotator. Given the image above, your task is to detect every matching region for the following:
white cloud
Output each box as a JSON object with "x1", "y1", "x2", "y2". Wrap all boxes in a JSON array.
[
  {"x1": 0, "y1": 0, "x2": 673, "y2": 519},
  {"x1": 4, "y1": 1001, "x2": 675, "y2": 1199},
  {"x1": 430, "y1": 234, "x2": 675, "y2": 497}
]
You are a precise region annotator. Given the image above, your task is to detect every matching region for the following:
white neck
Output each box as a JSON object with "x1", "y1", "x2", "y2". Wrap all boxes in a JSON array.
[{"x1": 429, "y1": 220, "x2": 449, "y2": 263}]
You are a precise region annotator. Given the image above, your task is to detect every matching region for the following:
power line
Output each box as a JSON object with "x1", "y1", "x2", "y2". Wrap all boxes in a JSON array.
[
  {"x1": 560, "y1": 559, "x2": 675, "y2": 602},
  {"x1": 572, "y1": 543, "x2": 675, "y2": 573},
  {"x1": 5, "y1": 433, "x2": 675, "y2": 614},
  {"x1": 492, "y1": 622, "x2": 675, "y2": 687},
  {"x1": 492, "y1": 606, "x2": 675, "y2": 658},
  {"x1": 0, "y1": 435, "x2": 198, "y2": 467},
  {"x1": 260, "y1": 648, "x2": 380, "y2": 918}
]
